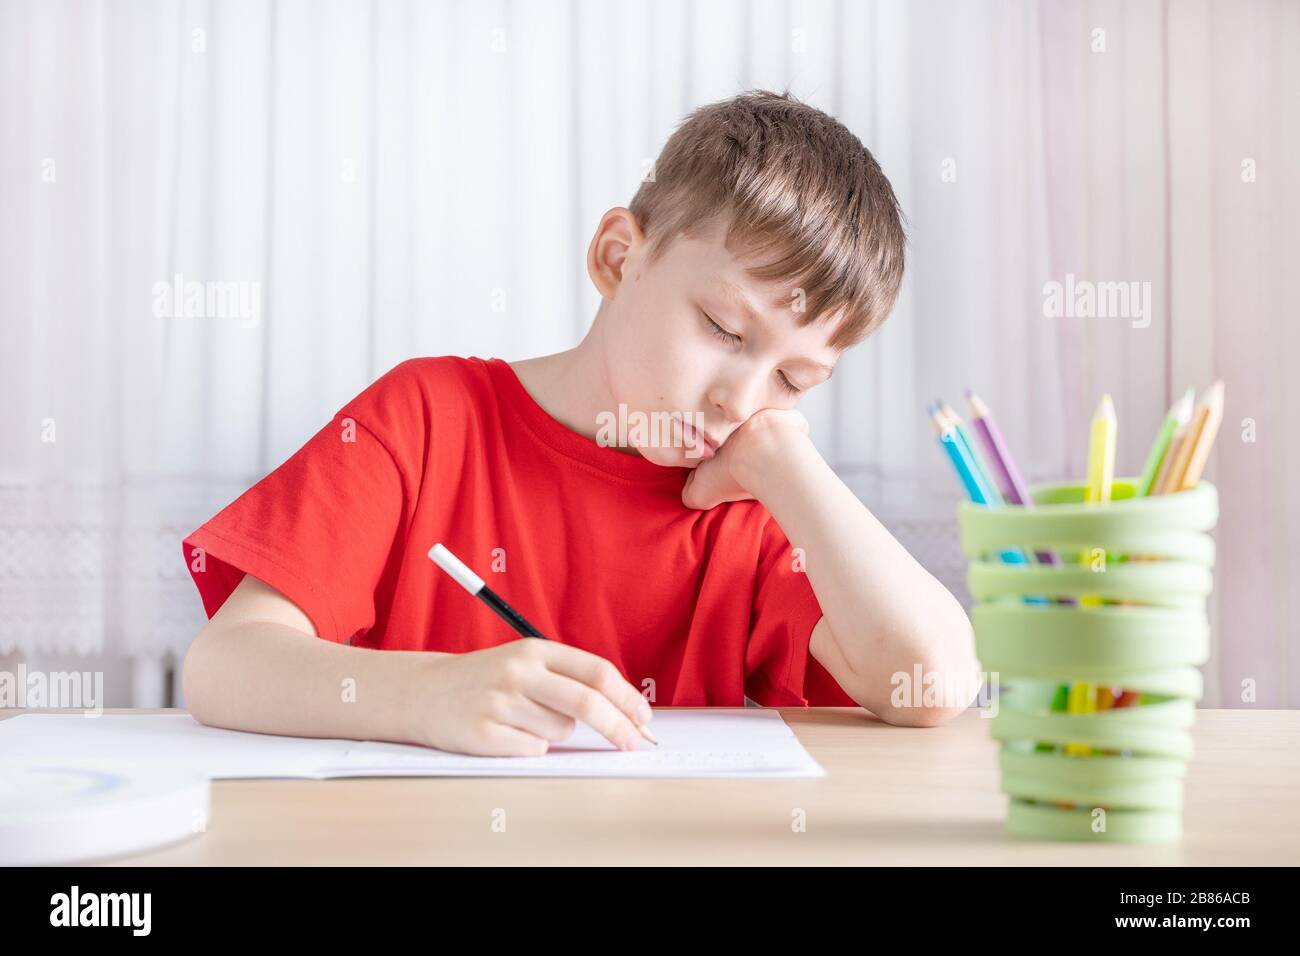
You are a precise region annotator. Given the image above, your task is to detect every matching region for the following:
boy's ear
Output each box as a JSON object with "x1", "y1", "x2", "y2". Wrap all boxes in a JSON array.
[{"x1": 587, "y1": 207, "x2": 645, "y2": 299}]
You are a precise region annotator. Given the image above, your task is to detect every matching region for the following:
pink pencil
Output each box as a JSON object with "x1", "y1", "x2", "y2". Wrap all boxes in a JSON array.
[
  {"x1": 966, "y1": 390, "x2": 1060, "y2": 567},
  {"x1": 968, "y1": 390, "x2": 1075, "y2": 610}
]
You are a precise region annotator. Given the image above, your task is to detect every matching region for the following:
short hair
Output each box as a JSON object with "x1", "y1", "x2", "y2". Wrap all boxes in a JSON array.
[{"x1": 629, "y1": 88, "x2": 906, "y2": 350}]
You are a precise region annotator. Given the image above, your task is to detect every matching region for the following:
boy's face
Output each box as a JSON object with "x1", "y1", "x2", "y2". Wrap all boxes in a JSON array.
[{"x1": 593, "y1": 210, "x2": 840, "y2": 469}]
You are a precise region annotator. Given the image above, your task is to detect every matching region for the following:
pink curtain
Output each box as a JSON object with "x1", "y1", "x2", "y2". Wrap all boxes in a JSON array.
[{"x1": 1037, "y1": 0, "x2": 1300, "y2": 707}]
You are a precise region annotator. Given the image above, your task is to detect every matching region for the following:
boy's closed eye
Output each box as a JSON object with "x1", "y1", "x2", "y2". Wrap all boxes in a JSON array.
[{"x1": 699, "y1": 310, "x2": 805, "y2": 396}]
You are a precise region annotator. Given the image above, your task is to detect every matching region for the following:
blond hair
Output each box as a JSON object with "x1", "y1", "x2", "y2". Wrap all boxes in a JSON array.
[{"x1": 629, "y1": 89, "x2": 906, "y2": 350}]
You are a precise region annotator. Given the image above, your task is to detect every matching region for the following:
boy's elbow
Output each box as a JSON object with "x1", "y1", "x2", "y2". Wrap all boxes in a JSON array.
[
  {"x1": 906, "y1": 606, "x2": 981, "y2": 726},
  {"x1": 875, "y1": 645, "x2": 984, "y2": 728},
  {"x1": 884, "y1": 698, "x2": 970, "y2": 728},
  {"x1": 180, "y1": 626, "x2": 218, "y2": 721}
]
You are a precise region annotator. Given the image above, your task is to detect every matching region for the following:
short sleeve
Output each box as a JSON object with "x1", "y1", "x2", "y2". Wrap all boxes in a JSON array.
[
  {"x1": 744, "y1": 515, "x2": 860, "y2": 707},
  {"x1": 181, "y1": 413, "x2": 407, "y2": 644}
]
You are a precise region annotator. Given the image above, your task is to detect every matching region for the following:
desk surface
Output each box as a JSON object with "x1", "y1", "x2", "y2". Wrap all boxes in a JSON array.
[{"x1": 3, "y1": 707, "x2": 1297, "y2": 865}]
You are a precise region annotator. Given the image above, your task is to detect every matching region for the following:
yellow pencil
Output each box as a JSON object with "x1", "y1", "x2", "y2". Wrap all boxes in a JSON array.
[
  {"x1": 1172, "y1": 380, "x2": 1225, "y2": 492},
  {"x1": 1065, "y1": 682, "x2": 1098, "y2": 757},
  {"x1": 1080, "y1": 393, "x2": 1117, "y2": 597},
  {"x1": 1069, "y1": 394, "x2": 1116, "y2": 756},
  {"x1": 1085, "y1": 394, "x2": 1117, "y2": 506}
]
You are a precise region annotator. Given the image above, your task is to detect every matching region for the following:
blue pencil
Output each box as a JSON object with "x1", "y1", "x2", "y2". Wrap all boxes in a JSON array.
[
  {"x1": 929, "y1": 404, "x2": 1048, "y2": 600},
  {"x1": 937, "y1": 400, "x2": 1004, "y2": 505},
  {"x1": 936, "y1": 414, "x2": 998, "y2": 504}
]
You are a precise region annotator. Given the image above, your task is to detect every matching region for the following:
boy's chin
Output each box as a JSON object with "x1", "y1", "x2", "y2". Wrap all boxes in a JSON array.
[{"x1": 637, "y1": 443, "x2": 709, "y2": 469}]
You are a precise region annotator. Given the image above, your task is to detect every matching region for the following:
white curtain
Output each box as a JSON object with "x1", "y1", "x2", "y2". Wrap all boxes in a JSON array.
[{"x1": 1, "y1": 0, "x2": 1296, "y2": 707}]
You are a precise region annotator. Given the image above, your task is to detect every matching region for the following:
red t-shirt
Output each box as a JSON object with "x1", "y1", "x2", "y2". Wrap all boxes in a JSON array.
[{"x1": 182, "y1": 356, "x2": 857, "y2": 706}]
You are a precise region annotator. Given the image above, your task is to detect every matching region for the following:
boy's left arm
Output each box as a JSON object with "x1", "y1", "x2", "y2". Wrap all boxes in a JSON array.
[{"x1": 682, "y1": 409, "x2": 981, "y2": 726}]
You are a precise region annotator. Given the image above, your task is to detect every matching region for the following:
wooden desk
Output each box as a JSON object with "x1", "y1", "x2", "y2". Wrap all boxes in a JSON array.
[{"x1": 3, "y1": 707, "x2": 1297, "y2": 865}]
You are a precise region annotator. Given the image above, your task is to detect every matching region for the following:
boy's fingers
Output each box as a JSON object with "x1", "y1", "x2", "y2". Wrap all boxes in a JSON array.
[
  {"x1": 682, "y1": 463, "x2": 722, "y2": 509},
  {"x1": 477, "y1": 720, "x2": 550, "y2": 757},
  {"x1": 539, "y1": 643, "x2": 652, "y2": 724},
  {"x1": 524, "y1": 667, "x2": 647, "y2": 751},
  {"x1": 525, "y1": 673, "x2": 637, "y2": 751},
  {"x1": 497, "y1": 694, "x2": 577, "y2": 743},
  {"x1": 682, "y1": 459, "x2": 751, "y2": 510}
]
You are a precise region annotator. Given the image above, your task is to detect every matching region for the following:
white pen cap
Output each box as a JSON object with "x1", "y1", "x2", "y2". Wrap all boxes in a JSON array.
[{"x1": 427, "y1": 543, "x2": 485, "y2": 595}]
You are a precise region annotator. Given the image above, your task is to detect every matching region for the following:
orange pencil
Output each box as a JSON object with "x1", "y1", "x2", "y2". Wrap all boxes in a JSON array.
[
  {"x1": 1153, "y1": 418, "x2": 1192, "y2": 494},
  {"x1": 1171, "y1": 381, "x2": 1225, "y2": 492}
]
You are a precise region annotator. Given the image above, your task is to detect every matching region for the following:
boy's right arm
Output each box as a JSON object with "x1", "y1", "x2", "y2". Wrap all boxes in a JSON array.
[{"x1": 181, "y1": 573, "x2": 653, "y2": 756}]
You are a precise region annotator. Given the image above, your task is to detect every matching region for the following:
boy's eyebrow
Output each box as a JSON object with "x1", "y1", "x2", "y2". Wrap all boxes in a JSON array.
[{"x1": 707, "y1": 278, "x2": 835, "y2": 376}]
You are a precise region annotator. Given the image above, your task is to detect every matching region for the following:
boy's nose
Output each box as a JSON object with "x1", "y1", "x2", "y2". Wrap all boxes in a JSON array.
[{"x1": 709, "y1": 380, "x2": 762, "y2": 427}]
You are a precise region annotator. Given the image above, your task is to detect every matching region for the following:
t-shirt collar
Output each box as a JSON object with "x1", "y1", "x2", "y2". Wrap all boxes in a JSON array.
[{"x1": 481, "y1": 357, "x2": 688, "y2": 483}]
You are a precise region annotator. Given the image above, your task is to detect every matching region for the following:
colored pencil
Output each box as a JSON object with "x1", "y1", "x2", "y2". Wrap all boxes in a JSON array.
[
  {"x1": 930, "y1": 405, "x2": 1038, "y2": 574},
  {"x1": 1068, "y1": 394, "x2": 1116, "y2": 756},
  {"x1": 1172, "y1": 380, "x2": 1225, "y2": 492},
  {"x1": 1153, "y1": 400, "x2": 1195, "y2": 495},
  {"x1": 966, "y1": 390, "x2": 1061, "y2": 568},
  {"x1": 966, "y1": 390, "x2": 1073, "y2": 746},
  {"x1": 938, "y1": 401, "x2": 1004, "y2": 505},
  {"x1": 1137, "y1": 388, "x2": 1195, "y2": 497},
  {"x1": 1107, "y1": 389, "x2": 1193, "y2": 710},
  {"x1": 930, "y1": 404, "x2": 998, "y2": 504}
]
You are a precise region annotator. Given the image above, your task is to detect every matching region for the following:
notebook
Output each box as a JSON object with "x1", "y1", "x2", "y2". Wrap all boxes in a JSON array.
[{"x1": 0, "y1": 708, "x2": 825, "y2": 779}]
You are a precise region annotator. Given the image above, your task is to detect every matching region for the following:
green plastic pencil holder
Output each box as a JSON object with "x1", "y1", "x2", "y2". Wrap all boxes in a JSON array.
[{"x1": 958, "y1": 478, "x2": 1218, "y2": 843}]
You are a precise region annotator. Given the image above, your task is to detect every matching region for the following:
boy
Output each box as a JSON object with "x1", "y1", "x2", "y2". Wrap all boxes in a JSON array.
[{"x1": 181, "y1": 90, "x2": 978, "y2": 757}]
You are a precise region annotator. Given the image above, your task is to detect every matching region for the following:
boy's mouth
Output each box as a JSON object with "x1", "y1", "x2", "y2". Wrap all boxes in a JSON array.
[{"x1": 681, "y1": 419, "x2": 717, "y2": 460}]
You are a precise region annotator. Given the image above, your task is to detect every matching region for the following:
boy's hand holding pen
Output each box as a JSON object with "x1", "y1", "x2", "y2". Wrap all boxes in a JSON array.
[{"x1": 424, "y1": 543, "x2": 658, "y2": 756}]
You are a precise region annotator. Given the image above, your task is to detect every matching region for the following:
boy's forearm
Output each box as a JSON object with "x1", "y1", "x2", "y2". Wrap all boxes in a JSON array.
[
  {"x1": 737, "y1": 436, "x2": 979, "y2": 721},
  {"x1": 182, "y1": 621, "x2": 443, "y2": 744}
]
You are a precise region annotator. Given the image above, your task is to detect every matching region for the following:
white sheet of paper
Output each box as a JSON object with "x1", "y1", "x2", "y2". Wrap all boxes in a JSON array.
[{"x1": 0, "y1": 709, "x2": 825, "y2": 779}]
